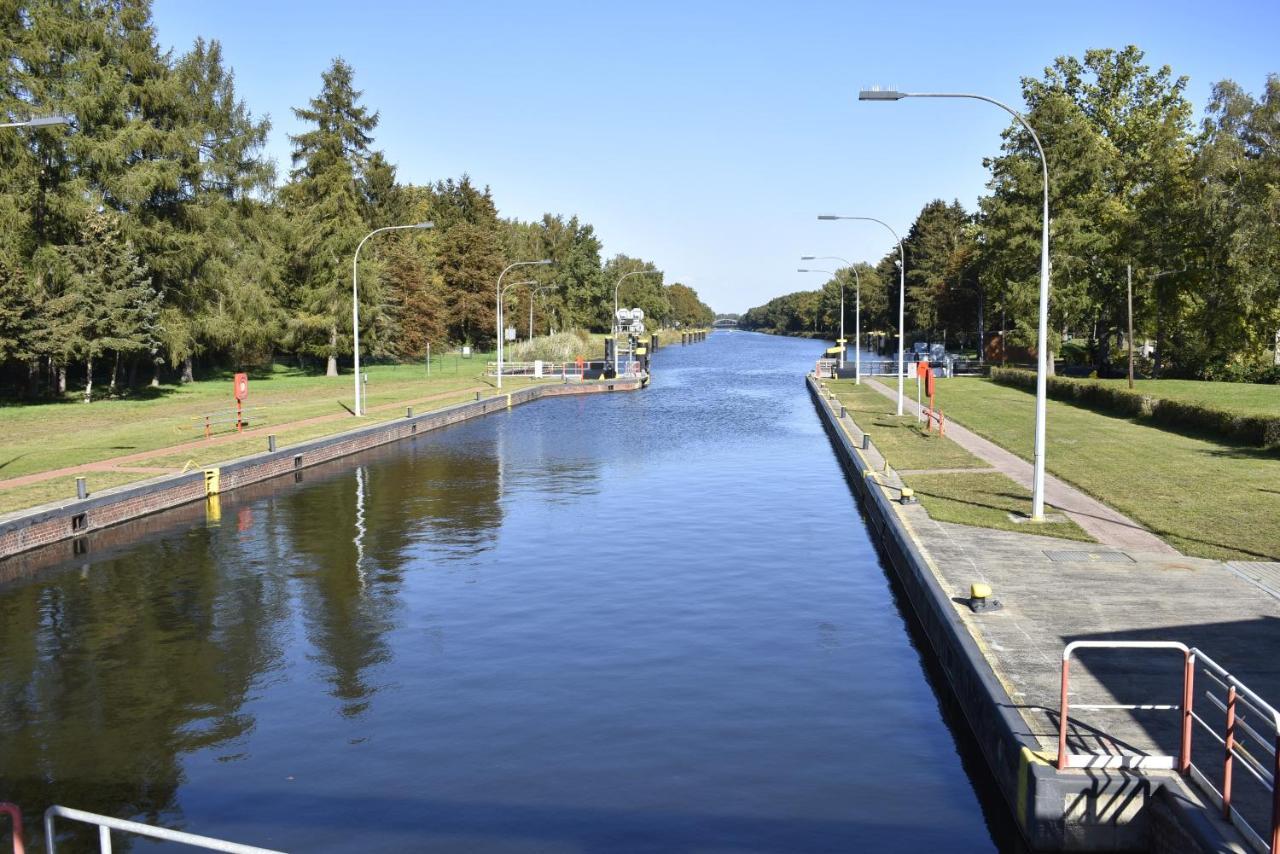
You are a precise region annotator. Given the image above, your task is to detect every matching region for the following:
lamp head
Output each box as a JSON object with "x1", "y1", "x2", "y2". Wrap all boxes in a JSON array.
[
  {"x1": 858, "y1": 88, "x2": 907, "y2": 101},
  {"x1": 413, "y1": 221, "x2": 434, "y2": 229},
  {"x1": 26, "y1": 114, "x2": 74, "y2": 127},
  {"x1": 817, "y1": 215, "x2": 839, "y2": 221},
  {"x1": 800, "y1": 255, "x2": 816, "y2": 260}
]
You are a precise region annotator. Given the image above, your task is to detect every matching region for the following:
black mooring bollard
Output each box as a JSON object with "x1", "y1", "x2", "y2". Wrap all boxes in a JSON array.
[
  {"x1": 268, "y1": 434, "x2": 277, "y2": 453},
  {"x1": 861, "y1": 433, "x2": 870, "y2": 450}
]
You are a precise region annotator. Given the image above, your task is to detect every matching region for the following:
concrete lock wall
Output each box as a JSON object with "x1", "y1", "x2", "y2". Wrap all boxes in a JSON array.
[
  {"x1": 804, "y1": 374, "x2": 1212, "y2": 852},
  {"x1": 0, "y1": 379, "x2": 643, "y2": 563}
]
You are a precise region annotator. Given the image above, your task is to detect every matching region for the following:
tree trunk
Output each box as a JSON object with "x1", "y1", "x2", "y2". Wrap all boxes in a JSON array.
[
  {"x1": 84, "y1": 354, "x2": 93, "y2": 403},
  {"x1": 127, "y1": 357, "x2": 138, "y2": 390},
  {"x1": 151, "y1": 360, "x2": 161, "y2": 387},
  {"x1": 109, "y1": 351, "x2": 120, "y2": 394},
  {"x1": 57, "y1": 363, "x2": 67, "y2": 394},
  {"x1": 326, "y1": 326, "x2": 339, "y2": 377},
  {"x1": 181, "y1": 355, "x2": 194, "y2": 384}
]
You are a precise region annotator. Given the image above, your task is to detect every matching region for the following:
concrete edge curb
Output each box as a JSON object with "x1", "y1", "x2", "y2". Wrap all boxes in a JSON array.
[{"x1": 0, "y1": 378, "x2": 643, "y2": 561}]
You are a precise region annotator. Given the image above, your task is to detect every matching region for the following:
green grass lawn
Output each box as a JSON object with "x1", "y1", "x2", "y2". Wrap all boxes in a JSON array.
[
  {"x1": 906, "y1": 472, "x2": 1092, "y2": 542},
  {"x1": 825, "y1": 380, "x2": 1090, "y2": 542},
  {"x1": 1090, "y1": 377, "x2": 1280, "y2": 417},
  {"x1": 935, "y1": 377, "x2": 1280, "y2": 561},
  {"x1": 0, "y1": 360, "x2": 498, "y2": 482}
]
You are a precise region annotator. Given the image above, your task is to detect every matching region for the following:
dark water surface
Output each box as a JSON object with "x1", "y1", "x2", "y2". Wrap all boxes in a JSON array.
[{"x1": 1, "y1": 331, "x2": 1012, "y2": 852}]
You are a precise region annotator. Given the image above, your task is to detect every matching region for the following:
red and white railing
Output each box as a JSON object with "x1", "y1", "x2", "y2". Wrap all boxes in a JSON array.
[{"x1": 1058, "y1": 640, "x2": 1280, "y2": 852}]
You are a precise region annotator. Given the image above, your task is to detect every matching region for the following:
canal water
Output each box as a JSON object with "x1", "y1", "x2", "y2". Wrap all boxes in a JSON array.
[{"x1": 0, "y1": 331, "x2": 1015, "y2": 852}]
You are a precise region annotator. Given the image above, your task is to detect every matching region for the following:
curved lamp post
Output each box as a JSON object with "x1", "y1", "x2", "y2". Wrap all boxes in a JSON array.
[
  {"x1": 797, "y1": 266, "x2": 841, "y2": 368},
  {"x1": 861, "y1": 87, "x2": 1051, "y2": 520},
  {"x1": 612, "y1": 270, "x2": 662, "y2": 374},
  {"x1": 353, "y1": 222, "x2": 433, "y2": 416},
  {"x1": 496, "y1": 260, "x2": 552, "y2": 388},
  {"x1": 818, "y1": 215, "x2": 906, "y2": 414},
  {"x1": 802, "y1": 255, "x2": 862, "y2": 382}
]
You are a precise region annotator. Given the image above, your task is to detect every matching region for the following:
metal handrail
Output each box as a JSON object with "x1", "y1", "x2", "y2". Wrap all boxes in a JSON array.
[
  {"x1": 1, "y1": 803, "x2": 24, "y2": 854},
  {"x1": 1057, "y1": 641, "x2": 1280, "y2": 853},
  {"x1": 43, "y1": 806, "x2": 284, "y2": 854}
]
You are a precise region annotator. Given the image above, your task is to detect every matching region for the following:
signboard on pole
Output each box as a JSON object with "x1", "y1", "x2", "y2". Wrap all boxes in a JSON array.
[
  {"x1": 234, "y1": 373, "x2": 248, "y2": 401},
  {"x1": 505, "y1": 327, "x2": 516, "y2": 342}
]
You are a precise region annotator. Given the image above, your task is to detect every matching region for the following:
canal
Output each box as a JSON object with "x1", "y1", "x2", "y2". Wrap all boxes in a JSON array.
[{"x1": 1, "y1": 331, "x2": 1015, "y2": 852}]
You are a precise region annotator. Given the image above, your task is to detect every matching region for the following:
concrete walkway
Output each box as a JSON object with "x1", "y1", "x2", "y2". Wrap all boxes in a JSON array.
[
  {"x1": 862, "y1": 377, "x2": 1178, "y2": 554},
  {"x1": 815, "y1": 381, "x2": 1277, "y2": 844}
]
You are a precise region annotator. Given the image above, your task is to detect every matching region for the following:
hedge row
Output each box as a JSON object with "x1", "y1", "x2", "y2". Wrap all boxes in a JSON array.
[{"x1": 989, "y1": 368, "x2": 1280, "y2": 449}]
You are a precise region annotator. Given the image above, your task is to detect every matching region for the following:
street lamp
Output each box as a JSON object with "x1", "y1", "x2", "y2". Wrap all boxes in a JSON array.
[
  {"x1": 496, "y1": 260, "x2": 552, "y2": 388},
  {"x1": 0, "y1": 115, "x2": 74, "y2": 129},
  {"x1": 352, "y1": 221, "x2": 433, "y2": 416},
  {"x1": 818, "y1": 215, "x2": 906, "y2": 415},
  {"x1": 612, "y1": 269, "x2": 662, "y2": 374},
  {"x1": 802, "y1": 255, "x2": 862, "y2": 382},
  {"x1": 860, "y1": 87, "x2": 1051, "y2": 520}
]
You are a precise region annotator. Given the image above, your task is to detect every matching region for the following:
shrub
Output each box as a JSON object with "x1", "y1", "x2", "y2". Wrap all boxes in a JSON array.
[
  {"x1": 507, "y1": 329, "x2": 596, "y2": 363},
  {"x1": 989, "y1": 368, "x2": 1280, "y2": 448}
]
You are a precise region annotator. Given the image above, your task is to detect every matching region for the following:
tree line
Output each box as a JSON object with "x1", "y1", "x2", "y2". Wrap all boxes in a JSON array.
[
  {"x1": 741, "y1": 47, "x2": 1280, "y2": 382},
  {"x1": 0, "y1": 0, "x2": 714, "y2": 400}
]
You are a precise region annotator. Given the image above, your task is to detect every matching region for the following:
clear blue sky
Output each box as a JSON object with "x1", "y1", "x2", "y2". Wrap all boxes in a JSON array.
[{"x1": 153, "y1": 0, "x2": 1278, "y2": 314}]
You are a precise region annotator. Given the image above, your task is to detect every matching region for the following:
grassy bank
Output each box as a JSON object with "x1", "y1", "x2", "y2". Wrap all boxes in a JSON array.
[
  {"x1": 0, "y1": 361, "x2": 553, "y2": 515},
  {"x1": 933, "y1": 377, "x2": 1280, "y2": 560},
  {"x1": 826, "y1": 381, "x2": 1091, "y2": 542}
]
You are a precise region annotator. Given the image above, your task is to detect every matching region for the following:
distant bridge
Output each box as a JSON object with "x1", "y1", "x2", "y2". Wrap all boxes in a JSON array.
[{"x1": 712, "y1": 318, "x2": 738, "y2": 328}]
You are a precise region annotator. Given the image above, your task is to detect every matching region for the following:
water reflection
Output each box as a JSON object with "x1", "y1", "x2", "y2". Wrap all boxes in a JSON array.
[{"x1": 0, "y1": 331, "x2": 1005, "y2": 853}]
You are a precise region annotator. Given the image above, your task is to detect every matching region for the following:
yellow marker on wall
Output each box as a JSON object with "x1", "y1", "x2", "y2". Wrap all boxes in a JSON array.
[{"x1": 203, "y1": 467, "x2": 221, "y2": 496}]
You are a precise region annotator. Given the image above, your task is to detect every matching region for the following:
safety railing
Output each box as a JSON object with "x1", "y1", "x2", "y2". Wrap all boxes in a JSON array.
[
  {"x1": 43, "y1": 805, "x2": 285, "y2": 854},
  {"x1": 485, "y1": 361, "x2": 584, "y2": 379},
  {"x1": 1, "y1": 803, "x2": 23, "y2": 854},
  {"x1": 191, "y1": 408, "x2": 266, "y2": 438},
  {"x1": 1058, "y1": 640, "x2": 1280, "y2": 853}
]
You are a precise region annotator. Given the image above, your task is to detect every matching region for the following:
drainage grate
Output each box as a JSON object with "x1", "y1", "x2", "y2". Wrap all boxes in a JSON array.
[{"x1": 1044, "y1": 550, "x2": 1135, "y2": 564}]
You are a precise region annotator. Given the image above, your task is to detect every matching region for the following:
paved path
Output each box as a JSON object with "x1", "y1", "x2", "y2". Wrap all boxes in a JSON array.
[
  {"x1": 862, "y1": 377, "x2": 1178, "y2": 554},
  {"x1": 0, "y1": 385, "x2": 487, "y2": 492}
]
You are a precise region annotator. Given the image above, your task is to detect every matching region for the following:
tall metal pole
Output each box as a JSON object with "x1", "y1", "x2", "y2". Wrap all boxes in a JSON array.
[
  {"x1": 852, "y1": 266, "x2": 861, "y2": 384},
  {"x1": 1127, "y1": 263, "x2": 1135, "y2": 390},
  {"x1": 495, "y1": 260, "x2": 551, "y2": 389},
  {"x1": 860, "y1": 88, "x2": 1052, "y2": 519},
  {"x1": 352, "y1": 222, "x2": 433, "y2": 416},
  {"x1": 801, "y1": 256, "x2": 860, "y2": 377},
  {"x1": 816, "y1": 218, "x2": 906, "y2": 413}
]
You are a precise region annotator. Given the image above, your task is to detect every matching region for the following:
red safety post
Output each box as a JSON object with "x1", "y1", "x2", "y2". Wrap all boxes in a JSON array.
[
  {"x1": 1180, "y1": 650, "x2": 1195, "y2": 774},
  {"x1": 0, "y1": 802, "x2": 24, "y2": 854},
  {"x1": 1224, "y1": 685, "x2": 1237, "y2": 820},
  {"x1": 234, "y1": 372, "x2": 248, "y2": 432}
]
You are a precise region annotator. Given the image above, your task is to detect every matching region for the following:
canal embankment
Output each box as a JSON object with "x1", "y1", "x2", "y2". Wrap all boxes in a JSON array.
[
  {"x1": 0, "y1": 377, "x2": 642, "y2": 561},
  {"x1": 807, "y1": 373, "x2": 1266, "y2": 852}
]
